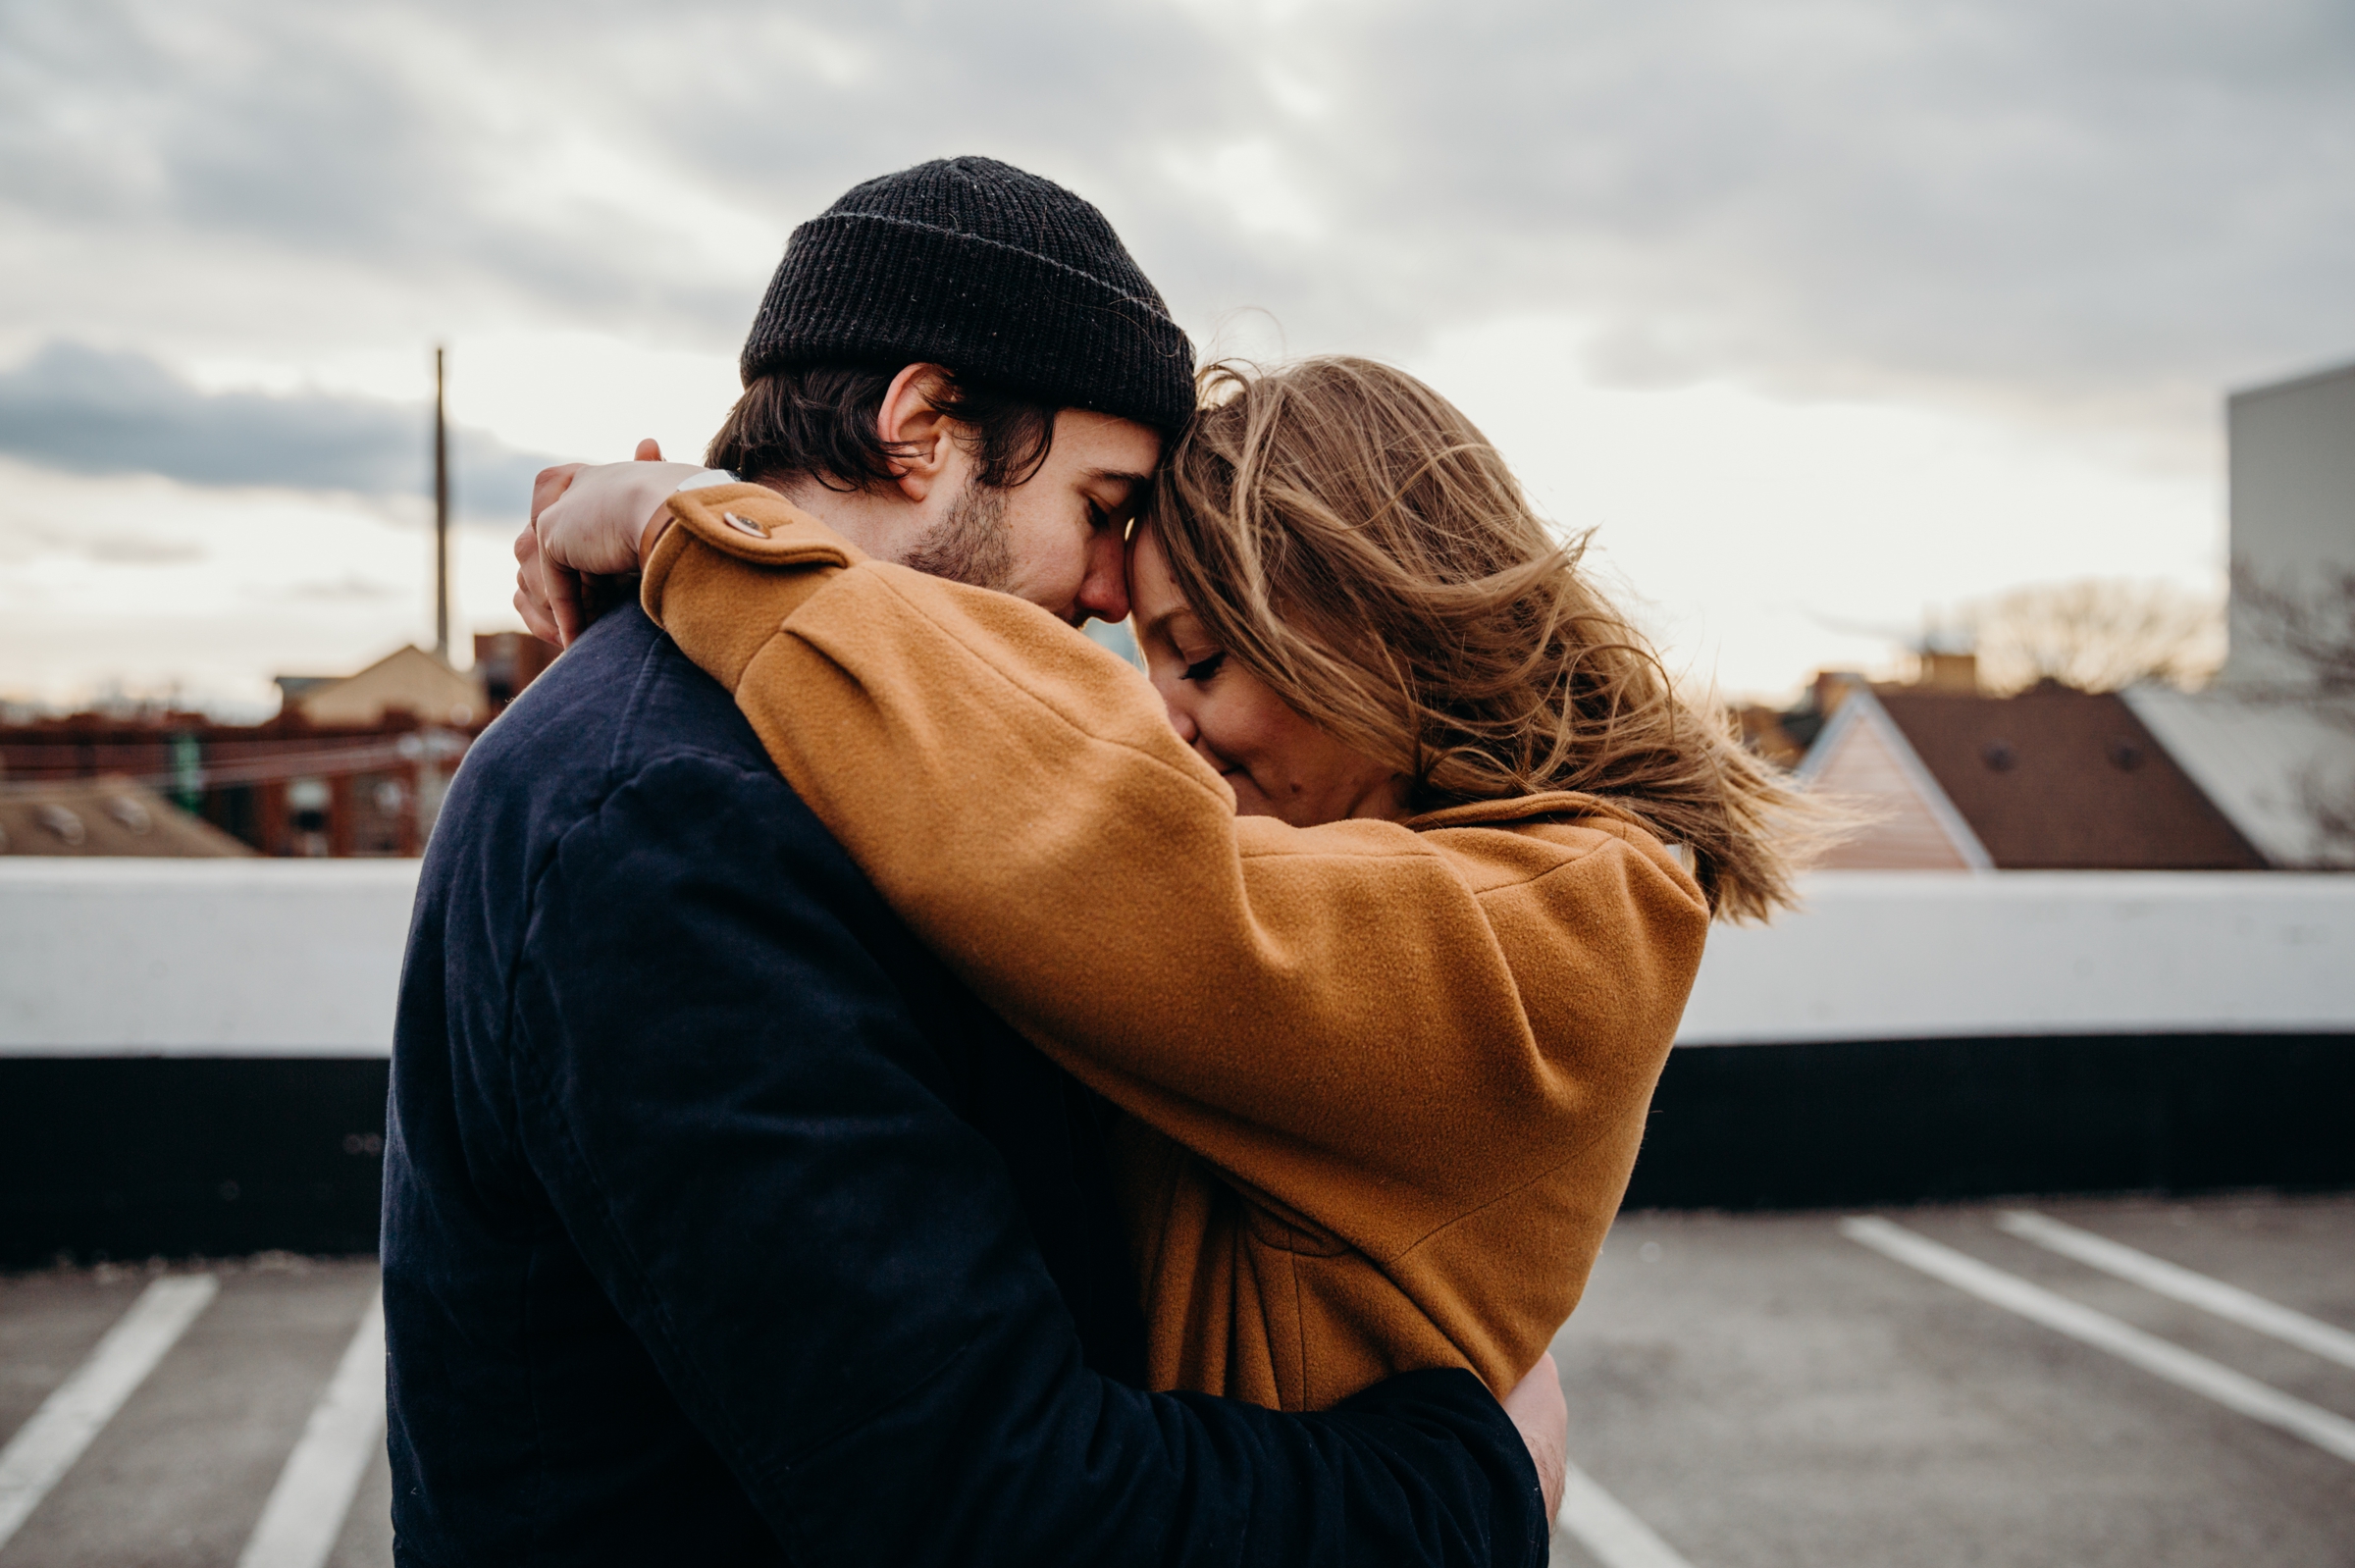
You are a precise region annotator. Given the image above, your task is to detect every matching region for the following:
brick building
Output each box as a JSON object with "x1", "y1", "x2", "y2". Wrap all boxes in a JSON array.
[
  {"x1": 1797, "y1": 671, "x2": 2269, "y2": 871},
  {"x1": 0, "y1": 634, "x2": 556, "y2": 858}
]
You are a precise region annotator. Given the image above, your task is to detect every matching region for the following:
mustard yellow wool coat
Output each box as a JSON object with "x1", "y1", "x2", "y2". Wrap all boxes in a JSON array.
[{"x1": 640, "y1": 485, "x2": 1710, "y2": 1413}]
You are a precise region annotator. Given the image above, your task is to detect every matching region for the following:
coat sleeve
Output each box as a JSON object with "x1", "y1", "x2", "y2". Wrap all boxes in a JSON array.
[
  {"x1": 641, "y1": 492, "x2": 1711, "y2": 1261},
  {"x1": 508, "y1": 742, "x2": 1547, "y2": 1568}
]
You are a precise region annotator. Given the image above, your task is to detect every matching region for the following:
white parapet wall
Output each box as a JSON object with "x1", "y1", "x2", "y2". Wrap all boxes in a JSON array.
[
  {"x1": 1, "y1": 862, "x2": 2351, "y2": 1057},
  {"x1": 1679, "y1": 870, "x2": 2355, "y2": 1044},
  {"x1": 0, "y1": 859, "x2": 422, "y2": 1057}
]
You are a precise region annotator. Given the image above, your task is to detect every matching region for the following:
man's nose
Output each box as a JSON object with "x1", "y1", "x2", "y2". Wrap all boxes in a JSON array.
[{"x1": 1072, "y1": 532, "x2": 1130, "y2": 626}]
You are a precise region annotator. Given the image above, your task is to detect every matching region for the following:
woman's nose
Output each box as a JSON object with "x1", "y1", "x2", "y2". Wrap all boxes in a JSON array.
[{"x1": 1160, "y1": 693, "x2": 1198, "y2": 744}]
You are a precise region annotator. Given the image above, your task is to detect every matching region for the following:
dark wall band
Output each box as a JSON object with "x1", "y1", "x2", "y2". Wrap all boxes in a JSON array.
[
  {"x1": 4, "y1": 1033, "x2": 2349, "y2": 1267},
  {"x1": 1624, "y1": 1031, "x2": 2355, "y2": 1210},
  {"x1": 3, "y1": 1058, "x2": 390, "y2": 1267}
]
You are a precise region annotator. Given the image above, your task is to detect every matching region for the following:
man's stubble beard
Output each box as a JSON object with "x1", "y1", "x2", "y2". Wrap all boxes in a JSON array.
[{"x1": 902, "y1": 475, "x2": 1017, "y2": 596}]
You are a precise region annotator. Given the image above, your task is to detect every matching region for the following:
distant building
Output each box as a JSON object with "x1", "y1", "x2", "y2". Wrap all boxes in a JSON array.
[
  {"x1": 473, "y1": 631, "x2": 560, "y2": 713},
  {"x1": 2122, "y1": 685, "x2": 2355, "y2": 869},
  {"x1": 2141, "y1": 358, "x2": 2355, "y2": 865},
  {"x1": 1, "y1": 632, "x2": 559, "y2": 858},
  {"x1": 1801, "y1": 677, "x2": 2266, "y2": 871},
  {"x1": 1797, "y1": 679, "x2": 1988, "y2": 870},
  {"x1": 1, "y1": 708, "x2": 452, "y2": 858},
  {"x1": 275, "y1": 645, "x2": 485, "y2": 728},
  {"x1": 1732, "y1": 705, "x2": 1807, "y2": 770},
  {"x1": 2222, "y1": 359, "x2": 2355, "y2": 689},
  {"x1": 1786, "y1": 359, "x2": 2355, "y2": 870},
  {"x1": 0, "y1": 778, "x2": 254, "y2": 858}
]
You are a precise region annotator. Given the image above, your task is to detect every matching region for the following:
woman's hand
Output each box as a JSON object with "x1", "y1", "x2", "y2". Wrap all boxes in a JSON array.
[
  {"x1": 513, "y1": 439, "x2": 701, "y2": 646},
  {"x1": 1502, "y1": 1351, "x2": 1567, "y2": 1529}
]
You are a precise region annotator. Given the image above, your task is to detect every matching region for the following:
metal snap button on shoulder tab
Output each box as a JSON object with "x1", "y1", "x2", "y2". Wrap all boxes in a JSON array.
[{"x1": 721, "y1": 511, "x2": 768, "y2": 539}]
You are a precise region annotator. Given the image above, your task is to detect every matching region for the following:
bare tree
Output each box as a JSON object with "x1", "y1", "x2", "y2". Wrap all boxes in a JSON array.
[
  {"x1": 2299, "y1": 767, "x2": 2355, "y2": 858},
  {"x1": 2235, "y1": 565, "x2": 2355, "y2": 695},
  {"x1": 1959, "y1": 578, "x2": 2224, "y2": 695},
  {"x1": 2239, "y1": 566, "x2": 2355, "y2": 857}
]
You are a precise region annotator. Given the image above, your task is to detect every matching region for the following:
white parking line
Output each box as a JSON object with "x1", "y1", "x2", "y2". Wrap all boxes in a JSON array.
[
  {"x1": 1843, "y1": 1217, "x2": 2355, "y2": 1465},
  {"x1": 0, "y1": 1273, "x2": 220, "y2": 1551},
  {"x1": 236, "y1": 1292, "x2": 386, "y2": 1568},
  {"x1": 1553, "y1": 1459, "x2": 1697, "y2": 1568},
  {"x1": 1997, "y1": 1209, "x2": 2355, "y2": 1372}
]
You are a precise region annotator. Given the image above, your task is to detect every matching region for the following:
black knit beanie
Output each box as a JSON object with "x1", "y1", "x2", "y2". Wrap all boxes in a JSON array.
[{"x1": 740, "y1": 156, "x2": 1196, "y2": 434}]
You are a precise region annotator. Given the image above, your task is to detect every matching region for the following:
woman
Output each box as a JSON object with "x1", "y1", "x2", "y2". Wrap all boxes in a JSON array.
[{"x1": 526, "y1": 356, "x2": 1814, "y2": 1413}]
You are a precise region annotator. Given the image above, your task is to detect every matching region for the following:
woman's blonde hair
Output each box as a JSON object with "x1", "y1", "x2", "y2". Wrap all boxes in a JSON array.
[{"x1": 1146, "y1": 356, "x2": 1820, "y2": 922}]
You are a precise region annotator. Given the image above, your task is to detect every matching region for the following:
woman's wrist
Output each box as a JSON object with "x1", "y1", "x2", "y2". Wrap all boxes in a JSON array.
[
  {"x1": 639, "y1": 485, "x2": 681, "y2": 563},
  {"x1": 640, "y1": 467, "x2": 735, "y2": 562}
]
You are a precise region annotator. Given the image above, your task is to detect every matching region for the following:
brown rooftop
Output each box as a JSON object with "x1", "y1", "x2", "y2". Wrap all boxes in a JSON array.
[
  {"x1": 0, "y1": 779, "x2": 256, "y2": 858},
  {"x1": 1875, "y1": 685, "x2": 2266, "y2": 870}
]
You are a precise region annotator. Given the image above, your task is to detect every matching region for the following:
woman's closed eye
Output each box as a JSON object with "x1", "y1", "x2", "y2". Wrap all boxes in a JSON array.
[{"x1": 1180, "y1": 651, "x2": 1228, "y2": 685}]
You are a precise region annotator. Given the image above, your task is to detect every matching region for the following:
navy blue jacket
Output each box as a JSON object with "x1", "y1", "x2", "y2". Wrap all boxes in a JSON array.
[{"x1": 382, "y1": 604, "x2": 1546, "y2": 1567}]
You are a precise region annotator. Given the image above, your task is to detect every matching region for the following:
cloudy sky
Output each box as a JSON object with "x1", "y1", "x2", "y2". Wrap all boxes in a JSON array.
[{"x1": 4, "y1": 0, "x2": 2351, "y2": 711}]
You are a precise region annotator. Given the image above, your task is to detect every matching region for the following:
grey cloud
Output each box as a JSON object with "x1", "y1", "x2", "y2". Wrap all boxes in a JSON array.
[
  {"x1": 1178, "y1": 0, "x2": 2355, "y2": 414},
  {"x1": 0, "y1": 342, "x2": 562, "y2": 519},
  {"x1": 0, "y1": 1, "x2": 753, "y2": 337},
  {"x1": 76, "y1": 534, "x2": 207, "y2": 565},
  {"x1": 0, "y1": 522, "x2": 206, "y2": 566},
  {"x1": 3, "y1": 0, "x2": 2351, "y2": 438},
  {"x1": 0, "y1": 0, "x2": 1292, "y2": 365},
  {"x1": 272, "y1": 575, "x2": 404, "y2": 602}
]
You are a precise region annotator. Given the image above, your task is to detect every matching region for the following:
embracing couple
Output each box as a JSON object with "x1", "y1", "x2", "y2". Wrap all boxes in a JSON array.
[{"x1": 383, "y1": 156, "x2": 1809, "y2": 1566}]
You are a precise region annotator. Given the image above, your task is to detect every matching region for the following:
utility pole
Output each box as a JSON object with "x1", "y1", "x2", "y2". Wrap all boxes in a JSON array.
[{"x1": 433, "y1": 344, "x2": 450, "y2": 662}]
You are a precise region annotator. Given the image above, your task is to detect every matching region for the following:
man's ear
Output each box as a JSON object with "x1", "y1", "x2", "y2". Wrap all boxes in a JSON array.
[{"x1": 876, "y1": 363, "x2": 957, "y2": 503}]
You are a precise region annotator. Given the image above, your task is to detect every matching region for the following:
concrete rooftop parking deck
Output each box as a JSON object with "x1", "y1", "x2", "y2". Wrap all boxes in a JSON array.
[
  {"x1": 0, "y1": 1194, "x2": 2348, "y2": 1567},
  {"x1": 1548, "y1": 1195, "x2": 2355, "y2": 1568}
]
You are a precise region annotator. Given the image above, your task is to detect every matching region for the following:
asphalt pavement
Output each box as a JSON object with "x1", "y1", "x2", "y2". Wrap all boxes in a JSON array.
[
  {"x1": 1, "y1": 1194, "x2": 2347, "y2": 1567},
  {"x1": 1550, "y1": 1194, "x2": 2355, "y2": 1568}
]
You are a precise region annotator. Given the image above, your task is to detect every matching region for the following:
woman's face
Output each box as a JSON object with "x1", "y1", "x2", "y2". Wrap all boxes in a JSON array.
[{"x1": 1128, "y1": 526, "x2": 1410, "y2": 827}]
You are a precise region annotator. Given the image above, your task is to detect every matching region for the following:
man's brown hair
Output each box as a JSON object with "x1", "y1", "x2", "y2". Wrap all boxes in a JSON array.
[{"x1": 706, "y1": 363, "x2": 1057, "y2": 493}]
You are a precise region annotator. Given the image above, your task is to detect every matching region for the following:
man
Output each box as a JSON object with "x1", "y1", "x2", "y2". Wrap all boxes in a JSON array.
[{"x1": 387, "y1": 157, "x2": 1559, "y2": 1566}]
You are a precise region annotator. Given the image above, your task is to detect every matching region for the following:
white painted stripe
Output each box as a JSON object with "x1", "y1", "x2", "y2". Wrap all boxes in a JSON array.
[
  {"x1": 1552, "y1": 1459, "x2": 1697, "y2": 1568},
  {"x1": 0, "y1": 1274, "x2": 219, "y2": 1549},
  {"x1": 236, "y1": 1292, "x2": 386, "y2": 1568},
  {"x1": 1843, "y1": 1217, "x2": 2355, "y2": 1464},
  {"x1": 1997, "y1": 1210, "x2": 2355, "y2": 1372}
]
